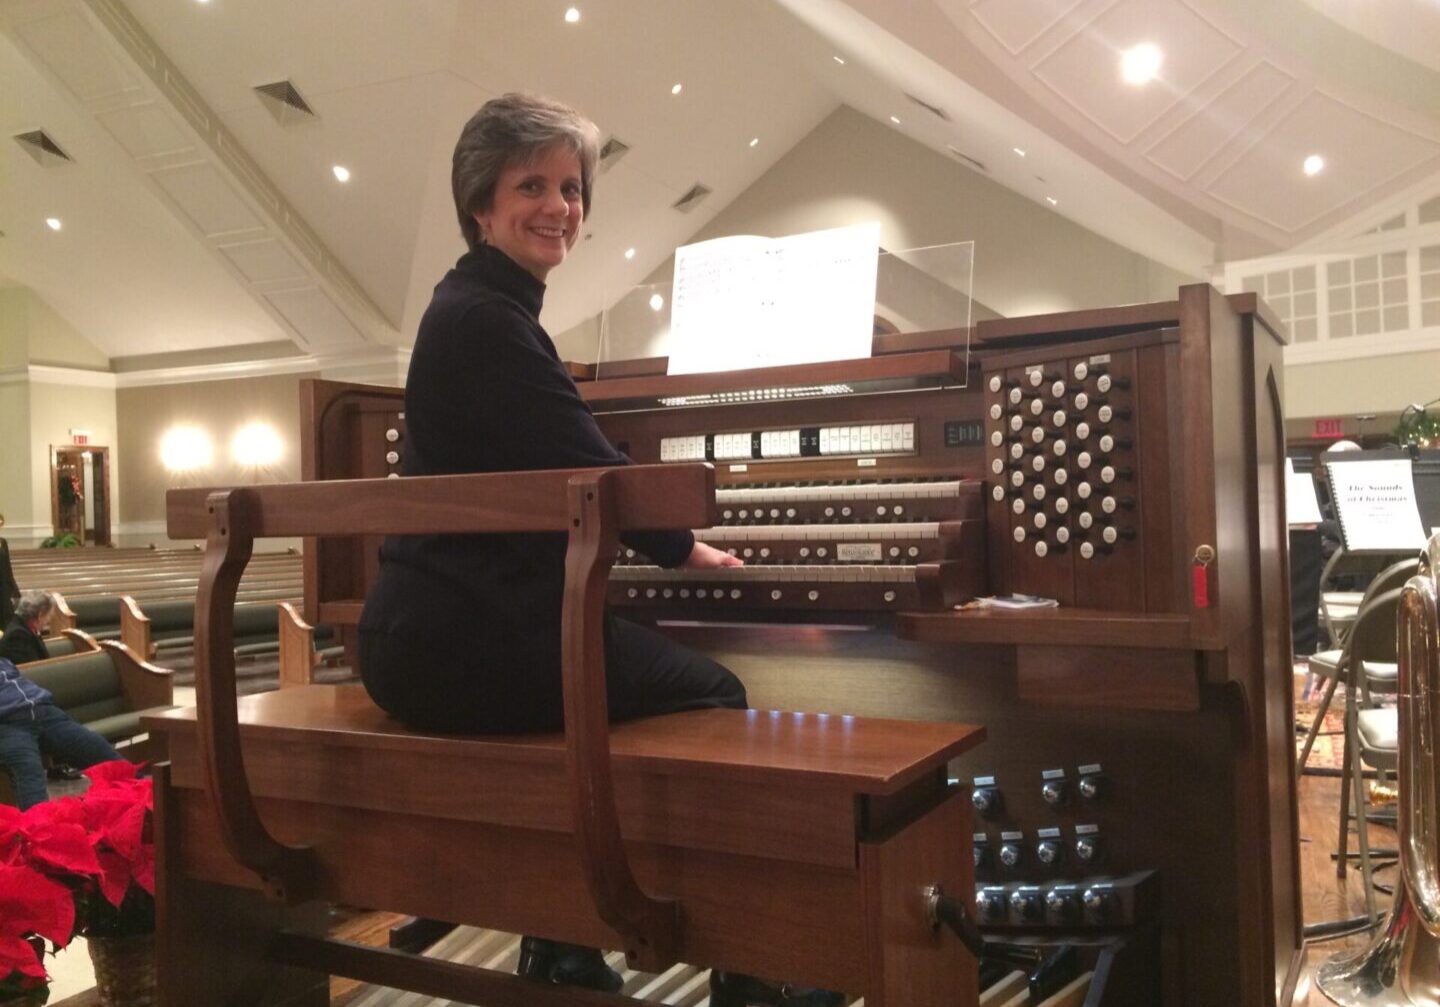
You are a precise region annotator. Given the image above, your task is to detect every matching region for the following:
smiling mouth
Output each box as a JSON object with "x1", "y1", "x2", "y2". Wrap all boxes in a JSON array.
[{"x1": 531, "y1": 226, "x2": 567, "y2": 239}]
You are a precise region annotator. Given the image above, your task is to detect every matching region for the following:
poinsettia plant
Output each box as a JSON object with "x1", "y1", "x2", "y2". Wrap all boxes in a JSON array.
[{"x1": 0, "y1": 761, "x2": 155, "y2": 1003}]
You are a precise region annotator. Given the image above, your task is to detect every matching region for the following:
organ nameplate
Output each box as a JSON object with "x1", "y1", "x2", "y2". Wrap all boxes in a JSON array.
[
  {"x1": 857, "y1": 458, "x2": 877, "y2": 467},
  {"x1": 1089, "y1": 353, "x2": 1112, "y2": 365},
  {"x1": 729, "y1": 464, "x2": 749, "y2": 473},
  {"x1": 837, "y1": 543, "x2": 882, "y2": 562}
]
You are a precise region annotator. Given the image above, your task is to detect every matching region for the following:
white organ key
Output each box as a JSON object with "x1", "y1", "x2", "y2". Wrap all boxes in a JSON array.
[
  {"x1": 715, "y1": 480, "x2": 963, "y2": 504},
  {"x1": 902, "y1": 423, "x2": 915, "y2": 449}
]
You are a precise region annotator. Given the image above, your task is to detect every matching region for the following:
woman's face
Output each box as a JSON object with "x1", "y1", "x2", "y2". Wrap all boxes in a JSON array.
[{"x1": 474, "y1": 146, "x2": 584, "y2": 282}]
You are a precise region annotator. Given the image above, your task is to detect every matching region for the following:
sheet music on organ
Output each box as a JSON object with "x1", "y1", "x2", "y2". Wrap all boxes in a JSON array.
[
  {"x1": 1325, "y1": 458, "x2": 1427, "y2": 552},
  {"x1": 666, "y1": 221, "x2": 880, "y2": 375},
  {"x1": 1285, "y1": 457, "x2": 1323, "y2": 526}
]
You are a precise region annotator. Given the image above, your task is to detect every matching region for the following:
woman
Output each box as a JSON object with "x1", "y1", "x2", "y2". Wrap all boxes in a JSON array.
[{"x1": 358, "y1": 94, "x2": 840, "y2": 1007}]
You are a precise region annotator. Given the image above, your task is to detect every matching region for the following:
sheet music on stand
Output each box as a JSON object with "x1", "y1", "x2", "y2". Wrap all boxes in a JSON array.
[
  {"x1": 1324, "y1": 458, "x2": 1426, "y2": 553},
  {"x1": 1285, "y1": 457, "x2": 1322, "y2": 527},
  {"x1": 666, "y1": 221, "x2": 880, "y2": 375}
]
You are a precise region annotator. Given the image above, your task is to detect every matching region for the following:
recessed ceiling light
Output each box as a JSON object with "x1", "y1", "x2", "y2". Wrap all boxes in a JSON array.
[
  {"x1": 624, "y1": 247, "x2": 636, "y2": 260},
  {"x1": 1303, "y1": 154, "x2": 1325, "y2": 176},
  {"x1": 833, "y1": 55, "x2": 846, "y2": 65},
  {"x1": 1012, "y1": 147, "x2": 1027, "y2": 158},
  {"x1": 332, "y1": 165, "x2": 351, "y2": 183},
  {"x1": 1045, "y1": 196, "x2": 1059, "y2": 206},
  {"x1": 1120, "y1": 43, "x2": 1163, "y2": 85},
  {"x1": 45, "y1": 217, "x2": 62, "y2": 231},
  {"x1": 749, "y1": 137, "x2": 759, "y2": 148},
  {"x1": 564, "y1": 7, "x2": 580, "y2": 23},
  {"x1": 649, "y1": 293, "x2": 665, "y2": 311},
  {"x1": 889, "y1": 115, "x2": 901, "y2": 124},
  {"x1": 671, "y1": 83, "x2": 683, "y2": 96}
]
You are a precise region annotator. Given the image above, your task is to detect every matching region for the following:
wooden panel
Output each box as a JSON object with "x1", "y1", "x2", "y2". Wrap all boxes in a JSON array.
[
  {"x1": 860, "y1": 793, "x2": 972, "y2": 1007},
  {"x1": 896, "y1": 609, "x2": 1194, "y2": 649},
  {"x1": 1015, "y1": 645, "x2": 1201, "y2": 712},
  {"x1": 171, "y1": 788, "x2": 872, "y2": 994}
]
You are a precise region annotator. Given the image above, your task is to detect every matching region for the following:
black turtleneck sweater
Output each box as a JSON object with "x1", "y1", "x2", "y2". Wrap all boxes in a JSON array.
[{"x1": 357, "y1": 245, "x2": 694, "y2": 730}]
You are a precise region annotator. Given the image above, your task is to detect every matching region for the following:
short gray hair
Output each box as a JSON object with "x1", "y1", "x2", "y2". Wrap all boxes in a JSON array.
[
  {"x1": 451, "y1": 92, "x2": 600, "y2": 253},
  {"x1": 15, "y1": 590, "x2": 52, "y2": 624}
]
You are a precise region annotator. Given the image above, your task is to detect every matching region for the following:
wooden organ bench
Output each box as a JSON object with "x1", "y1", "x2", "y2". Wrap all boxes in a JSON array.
[{"x1": 153, "y1": 463, "x2": 985, "y2": 1006}]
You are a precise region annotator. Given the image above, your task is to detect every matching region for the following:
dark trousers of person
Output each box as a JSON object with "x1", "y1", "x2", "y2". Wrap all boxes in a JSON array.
[
  {"x1": 360, "y1": 614, "x2": 748, "y2": 734},
  {"x1": 0, "y1": 704, "x2": 122, "y2": 809}
]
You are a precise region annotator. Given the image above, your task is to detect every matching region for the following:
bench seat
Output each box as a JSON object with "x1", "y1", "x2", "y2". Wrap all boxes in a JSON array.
[{"x1": 145, "y1": 684, "x2": 983, "y2": 999}]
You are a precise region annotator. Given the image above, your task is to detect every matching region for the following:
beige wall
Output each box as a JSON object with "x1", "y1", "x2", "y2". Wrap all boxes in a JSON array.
[
  {"x1": 558, "y1": 106, "x2": 1196, "y2": 362},
  {"x1": 0, "y1": 383, "x2": 33, "y2": 536},
  {"x1": 116, "y1": 371, "x2": 316, "y2": 541},
  {"x1": 27, "y1": 381, "x2": 120, "y2": 542},
  {"x1": 1286, "y1": 348, "x2": 1440, "y2": 421}
]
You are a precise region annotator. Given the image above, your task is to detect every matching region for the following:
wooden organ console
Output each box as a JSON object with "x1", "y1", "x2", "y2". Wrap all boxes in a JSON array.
[{"x1": 301, "y1": 284, "x2": 1302, "y2": 1007}]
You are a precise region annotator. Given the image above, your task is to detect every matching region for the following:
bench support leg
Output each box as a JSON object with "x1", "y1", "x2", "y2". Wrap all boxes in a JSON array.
[
  {"x1": 859, "y1": 792, "x2": 974, "y2": 1007},
  {"x1": 154, "y1": 765, "x2": 329, "y2": 1007}
]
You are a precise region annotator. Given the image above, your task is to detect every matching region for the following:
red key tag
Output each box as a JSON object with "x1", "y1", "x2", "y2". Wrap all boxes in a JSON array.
[{"x1": 1192, "y1": 545, "x2": 1215, "y2": 609}]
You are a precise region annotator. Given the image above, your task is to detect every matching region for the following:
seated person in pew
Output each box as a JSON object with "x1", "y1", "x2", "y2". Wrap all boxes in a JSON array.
[
  {"x1": 358, "y1": 92, "x2": 839, "y2": 1007},
  {"x1": 0, "y1": 655, "x2": 121, "y2": 808},
  {"x1": 0, "y1": 590, "x2": 54, "y2": 665}
]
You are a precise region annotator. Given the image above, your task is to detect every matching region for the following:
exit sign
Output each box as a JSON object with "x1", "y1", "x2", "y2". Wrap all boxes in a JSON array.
[{"x1": 1313, "y1": 417, "x2": 1345, "y2": 439}]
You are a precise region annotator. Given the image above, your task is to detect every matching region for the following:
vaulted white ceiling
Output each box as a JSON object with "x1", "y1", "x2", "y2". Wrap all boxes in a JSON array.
[{"x1": 1, "y1": 0, "x2": 1437, "y2": 361}]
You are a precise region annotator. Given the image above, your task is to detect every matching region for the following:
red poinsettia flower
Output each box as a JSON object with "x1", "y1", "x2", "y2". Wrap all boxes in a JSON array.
[
  {"x1": 0, "y1": 860, "x2": 75, "y2": 955},
  {"x1": 15, "y1": 799, "x2": 101, "y2": 878}
]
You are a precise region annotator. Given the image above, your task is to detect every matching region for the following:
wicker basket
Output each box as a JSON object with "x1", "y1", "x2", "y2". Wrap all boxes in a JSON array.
[{"x1": 87, "y1": 934, "x2": 157, "y2": 1007}]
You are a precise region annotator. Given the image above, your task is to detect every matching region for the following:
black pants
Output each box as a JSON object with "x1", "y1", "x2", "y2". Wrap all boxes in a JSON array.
[{"x1": 359, "y1": 615, "x2": 746, "y2": 733}]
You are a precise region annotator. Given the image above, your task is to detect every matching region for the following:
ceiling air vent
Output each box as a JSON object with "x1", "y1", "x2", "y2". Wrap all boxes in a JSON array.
[
  {"x1": 14, "y1": 130, "x2": 72, "y2": 167},
  {"x1": 598, "y1": 136, "x2": 630, "y2": 173},
  {"x1": 946, "y1": 145, "x2": 988, "y2": 174},
  {"x1": 904, "y1": 93, "x2": 951, "y2": 123},
  {"x1": 254, "y1": 80, "x2": 317, "y2": 125},
  {"x1": 671, "y1": 183, "x2": 712, "y2": 213}
]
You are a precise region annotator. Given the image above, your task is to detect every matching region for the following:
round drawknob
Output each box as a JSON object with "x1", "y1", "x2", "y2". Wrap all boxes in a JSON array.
[
  {"x1": 1100, "y1": 465, "x2": 1116, "y2": 484},
  {"x1": 991, "y1": 431, "x2": 1004, "y2": 447},
  {"x1": 1052, "y1": 410, "x2": 1067, "y2": 428},
  {"x1": 1031, "y1": 456, "x2": 1046, "y2": 473},
  {"x1": 1028, "y1": 370, "x2": 1043, "y2": 387},
  {"x1": 883, "y1": 590, "x2": 896, "y2": 602},
  {"x1": 1010, "y1": 443, "x2": 1024, "y2": 460},
  {"x1": 990, "y1": 404, "x2": 1003, "y2": 420},
  {"x1": 1033, "y1": 512, "x2": 1047, "y2": 529},
  {"x1": 1078, "y1": 512, "x2": 1094, "y2": 530},
  {"x1": 1030, "y1": 427, "x2": 1045, "y2": 445},
  {"x1": 1012, "y1": 499, "x2": 1026, "y2": 516},
  {"x1": 1073, "y1": 362, "x2": 1089, "y2": 381},
  {"x1": 1102, "y1": 526, "x2": 1118, "y2": 545},
  {"x1": 1008, "y1": 388, "x2": 1023, "y2": 405},
  {"x1": 1054, "y1": 498, "x2": 1070, "y2": 515},
  {"x1": 1041, "y1": 779, "x2": 1068, "y2": 806},
  {"x1": 1055, "y1": 525, "x2": 1071, "y2": 543},
  {"x1": 1102, "y1": 495, "x2": 1117, "y2": 514},
  {"x1": 1029, "y1": 398, "x2": 1044, "y2": 416},
  {"x1": 992, "y1": 485, "x2": 1005, "y2": 502},
  {"x1": 1080, "y1": 541, "x2": 1095, "y2": 560},
  {"x1": 663, "y1": 588, "x2": 673, "y2": 598},
  {"x1": 1046, "y1": 889, "x2": 1082, "y2": 922},
  {"x1": 1099, "y1": 434, "x2": 1115, "y2": 453},
  {"x1": 1078, "y1": 774, "x2": 1104, "y2": 800},
  {"x1": 1013, "y1": 527, "x2": 1027, "y2": 543},
  {"x1": 1052, "y1": 439, "x2": 1068, "y2": 456},
  {"x1": 1009, "y1": 415, "x2": 1024, "y2": 432},
  {"x1": 730, "y1": 589, "x2": 741, "y2": 600},
  {"x1": 1076, "y1": 482, "x2": 1093, "y2": 500},
  {"x1": 386, "y1": 450, "x2": 400, "y2": 464},
  {"x1": 1034, "y1": 541, "x2": 1048, "y2": 557},
  {"x1": 1051, "y1": 380, "x2": 1066, "y2": 399},
  {"x1": 1075, "y1": 422, "x2": 1091, "y2": 440},
  {"x1": 1054, "y1": 468, "x2": 1069, "y2": 486},
  {"x1": 627, "y1": 588, "x2": 638, "y2": 599},
  {"x1": 999, "y1": 843, "x2": 1023, "y2": 870},
  {"x1": 385, "y1": 428, "x2": 401, "y2": 443},
  {"x1": 972, "y1": 787, "x2": 1003, "y2": 818},
  {"x1": 1036, "y1": 840, "x2": 1063, "y2": 866},
  {"x1": 1075, "y1": 836, "x2": 1101, "y2": 864},
  {"x1": 771, "y1": 589, "x2": 783, "y2": 601},
  {"x1": 1077, "y1": 451, "x2": 1092, "y2": 469},
  {"x1": 1074, "y1": 392, "x2": 1090, "y2": 410},
  {"x1": 1010, "y1": 471, "x2": 1024, "y2": 488},
  {"x1": 989, "y1": 375, "x2": 1003, "y2": 393},
  {"x1": 1032, "y1": 484, "x2": 1047, "y2": 502},
  {"x1": 807, "y1": 590, "x2": 819, "y2": 601}
]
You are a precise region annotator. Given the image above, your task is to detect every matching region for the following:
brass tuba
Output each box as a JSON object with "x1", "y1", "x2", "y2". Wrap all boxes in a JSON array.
[{"x1": 1319, "y1": 533, "x2": 1440, "y2": 1006}]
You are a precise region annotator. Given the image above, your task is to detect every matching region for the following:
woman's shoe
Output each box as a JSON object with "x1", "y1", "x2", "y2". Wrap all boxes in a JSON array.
[
  {"x1": 516, "y1": 936, "x2": 623, "y2": 992},
  {"x1": 708, "y1": 970, "x2": 845, "y2": 1007}
]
